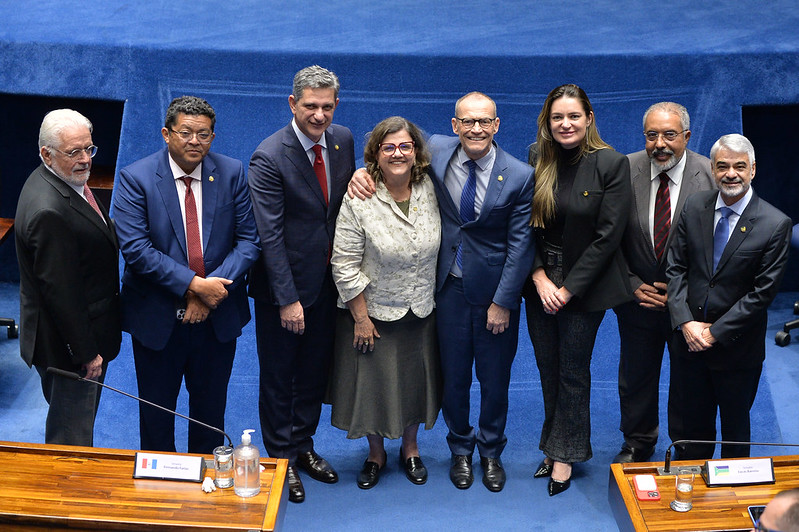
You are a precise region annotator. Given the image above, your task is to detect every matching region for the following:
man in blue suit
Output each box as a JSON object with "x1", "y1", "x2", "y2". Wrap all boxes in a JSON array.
[
  {"x1": 113, "y1": 96, "x2": 260, "y2": 454},
  {"x1": 248, "y1": 66, "x2": 355, "y2": 503},
  {"x1": 351, "y1": 92, "x2": 535, "y2": 492}
]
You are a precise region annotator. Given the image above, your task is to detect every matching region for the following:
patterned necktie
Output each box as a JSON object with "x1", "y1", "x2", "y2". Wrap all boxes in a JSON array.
[
  {"x1": 713, "y1": 206, "x2": 733, "y2": 272},
  {"x1": 312, "y1": 144, "x2": 329, "y2": 205},
  {"x1": 180, "y1": 176, "x2": 205, "y2": 277},
  {"x1": 83, "y1": 183, "x2": 105, "y2": 223},
  {"x1": 653, "y1": 172, "x2": 671, "y2": 261},
  {"x1": 456, "y1": 159, "x2": 478, "y2": 268}
]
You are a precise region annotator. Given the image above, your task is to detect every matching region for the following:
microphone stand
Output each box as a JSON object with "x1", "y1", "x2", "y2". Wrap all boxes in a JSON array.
[
  {"x1": 46, "y1": 367, "x2": 232, "y2": 447},
  {"x1": 657, "y1": 439, "x2": 799, "y2": 476}
]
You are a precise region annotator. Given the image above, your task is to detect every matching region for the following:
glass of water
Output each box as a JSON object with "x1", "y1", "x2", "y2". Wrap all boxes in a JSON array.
[
  {"x1": 213, "y1": 445, "x2": 234, "y2": 488},
  {"x1": 670, "y1": 472, "x2": 695, "y2": 512}
]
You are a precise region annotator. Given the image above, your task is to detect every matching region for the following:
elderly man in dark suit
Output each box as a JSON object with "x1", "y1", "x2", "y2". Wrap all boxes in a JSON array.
[
  {"x1": 613, "y1": 102, "x2": 715, "y2": 463},
  {"x1": 248, "y1": 65, "x2": 355, "y2": 503},
  {"x1": 666, "y1": 133, "x2": 791, "y2": 460},
  {"x1": 15, "y1": 109, "x2": 121, "y2": 446},
  {"x1": 114, "y1": 96, "x2": 260, "y2": 455}
]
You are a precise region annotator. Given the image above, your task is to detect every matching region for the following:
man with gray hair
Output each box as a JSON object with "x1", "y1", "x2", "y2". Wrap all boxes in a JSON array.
[
  {"x1": 756, "y1": 489, "x2": 799, "y2": 532},
  {"x1": 613, "y1": 102, "x2": 715, "y2": 463},
  {"x1": 666, "y1": 133, "x2": 791, "y2": 460},
  {"x1": 15, "y1": 109, "x2": 121, "y2": 446},
  {"x1": 248, "y1": 65, "x2": 355, "y2": 503}
]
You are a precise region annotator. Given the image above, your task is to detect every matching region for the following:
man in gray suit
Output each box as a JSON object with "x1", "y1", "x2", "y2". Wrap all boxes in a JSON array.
[{"x1": 612, "y1": 102, "x2": 715, "y2": 463}]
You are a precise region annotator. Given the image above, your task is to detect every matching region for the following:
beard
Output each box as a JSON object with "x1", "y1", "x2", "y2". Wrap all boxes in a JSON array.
[
  {"x1": 718, "y1": 177, "x2": 749, "y2": 200},
  {"x1": 648, "y1": 147, "x2": 678, "y2": 172}
]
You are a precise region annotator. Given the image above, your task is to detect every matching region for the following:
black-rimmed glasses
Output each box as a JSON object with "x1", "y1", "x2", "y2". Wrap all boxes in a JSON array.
[{"x1": 455, "y1": 117, "x2": 496, "y2": 129}]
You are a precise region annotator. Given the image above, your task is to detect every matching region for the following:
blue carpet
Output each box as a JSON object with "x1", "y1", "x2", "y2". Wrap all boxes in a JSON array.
[{"x1": 1, "y1": 280, "x2": 797, "y2": 531}]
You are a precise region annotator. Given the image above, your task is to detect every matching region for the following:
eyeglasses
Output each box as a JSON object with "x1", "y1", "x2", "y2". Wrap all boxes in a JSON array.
[
  {"x1": 455, "y1": 117, "x2": 496, "y2": 129},
  {"x1": 169, "y1": 129, "x2": 214, "y2": 144},
  {"x1": 755, "y1": 519, "x2": 783, "y2": 532},
  {"x1": 379, "y1": 142, "x2": 415, "y2": 156},
  {"x1": 50, "y1": 145, "x2": 98, "y2": 159},
  {"x1": 644, "y1": 130, "x2": 687, "y2": 142}
]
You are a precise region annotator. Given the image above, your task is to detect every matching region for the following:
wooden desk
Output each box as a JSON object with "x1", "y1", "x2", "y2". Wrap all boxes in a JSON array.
[
  {"x1": 0, "y1": 218, "x2": 19, "y2": 339},
  {"x1": 609, "y1": 455, "x2": 799, "y2": 531},
  {"x1": 0, "y1": 441, "x2": 287, "y2": 531},
  {"x1": 0, "y1": 218, "x2": 12, "y2": 245}
]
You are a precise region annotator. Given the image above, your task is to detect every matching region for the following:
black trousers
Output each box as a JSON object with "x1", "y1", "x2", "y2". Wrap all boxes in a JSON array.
[
  {"x1": 255, "y1": 278, "x2": 336, "y2": 466},
  {"x1": 614, "y1": 301, "x2": 674, "y2": 451},
  {"x1": 668, "y1": 339, "x2": 762, "y2": 460}
]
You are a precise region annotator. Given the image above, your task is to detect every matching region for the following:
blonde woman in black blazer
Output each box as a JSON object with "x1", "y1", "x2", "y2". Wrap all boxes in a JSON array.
[{"x1": 522, "y1": 84, "x2": 632, "y2": 496}]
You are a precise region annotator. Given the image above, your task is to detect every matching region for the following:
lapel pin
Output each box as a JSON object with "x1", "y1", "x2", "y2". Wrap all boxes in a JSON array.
[
  {"x1": 334, "y1": 144, "x2": 340, "y2": 150},
  {"x1": 583, "y1": 190, "x2": 588, "y2": 197},
  {"x1": 209, "y1": 176, "x2": 214, "y2": 182},
  {"x1": 497, "y1": 175, "x2": 503, "y2": 181},
  {"x1": 741, "y1": 226, "x2": 746, "y2": 232}
]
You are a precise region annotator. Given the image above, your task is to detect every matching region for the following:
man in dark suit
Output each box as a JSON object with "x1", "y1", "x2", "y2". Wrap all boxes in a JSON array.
[
  {"x1": 349, "y1": 92, "x2": 534, "y2": 492},
  {"x1": 113, "y1": 96, "x2": 260, "y2": 454},
  {"x1": 613, "y1": 102, "x2": 715, "y2": 463},
  {"x1": 248, "y1": 65, "x2": 355, "y2": 503},
  {"x1": 667, "y1": 133, "x2": 791, "y2": 459},
  {"x1": 16, "y1": 109, "x2": 121, "y2": 446}
]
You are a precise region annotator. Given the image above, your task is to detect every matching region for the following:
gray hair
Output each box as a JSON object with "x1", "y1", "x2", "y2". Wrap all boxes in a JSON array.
[
  {"x1": 643, "y1": 102, "x2": 690, "y2": 132},
  {"x1": 710, "y1": 133, "x2": 756, "y2": 164},
  {"x1": 292, "y1": 65, "x2": 340, "y2": 101},
  {"x1": 38, "y1": 109, "x2": 93, "y2": 151},
  {"x1": 773, "y1": 489, "x2": 799, "y2": 532}
]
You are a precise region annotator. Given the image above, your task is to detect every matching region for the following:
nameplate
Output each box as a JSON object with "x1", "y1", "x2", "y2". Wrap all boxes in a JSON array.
[
  {"x1": 133, "y1": 452, "x2": 206, "y2": 482},
  {"x1": 702, "y1": 457, "x2": 775, "y2": 487}
]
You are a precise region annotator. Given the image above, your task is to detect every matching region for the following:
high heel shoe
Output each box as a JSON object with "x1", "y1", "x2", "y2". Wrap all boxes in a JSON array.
[
  {"x1": 533, "y1": 460, "x2": 553, "y2": 478},
  {"x1": 547, "y1": 477, "x2": 571, "y2": 496}
]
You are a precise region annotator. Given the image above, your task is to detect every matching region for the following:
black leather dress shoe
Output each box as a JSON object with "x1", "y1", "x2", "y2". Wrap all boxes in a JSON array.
[
  {"x1": 399, "y1": 449, "x2": 427, "y2": 485},
  {"x1": 357, "y1": 452, "x2": 386, "y2": 490},
  {"x1": 449, "y1": 454, "x2": 473, "y2": 489},
  {"x1": 548, "y1": 477, "x2": 571, "y2": 496},
  {"x1": 612, "y1": 445, "x2": 655, "y2": 464},
  {"x1": 533, "y1": 460, "x2": 553, "y2": 478},
  {"x1": 480, "y1": 457, "x2": 506, "y2": 492},
  {"x1": 286, "y1": 466, "x2": 305, "y2": 503},
  {"x1": 297, "y1": 450, "x2": 339, "y2": 483}
]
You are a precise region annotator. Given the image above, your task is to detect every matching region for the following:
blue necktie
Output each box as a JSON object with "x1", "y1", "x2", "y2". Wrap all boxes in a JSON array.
[
  {"x1": 456, "y1": 160, "x2": 478, "y2": 269},
  {"x1": 713, "y1": 207, "x2": 733, "y2": 271}
]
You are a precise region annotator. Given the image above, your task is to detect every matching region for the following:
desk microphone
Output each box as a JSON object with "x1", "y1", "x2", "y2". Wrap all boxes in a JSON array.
[
  {"x1": 46, "y1": 367, "x2": 232, "y2": 447},
  {"x1": 658, "y1": 439, "x2": 799, "y2": 475}
]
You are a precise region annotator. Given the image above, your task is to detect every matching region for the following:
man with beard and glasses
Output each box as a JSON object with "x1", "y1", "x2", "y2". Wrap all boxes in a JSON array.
[
  {"x1": 612, "y1": 102, "x2": 714, "y2": 463},
  {"x1": 666, "y1": 133, "x2": 790, "y2": 460},
  {"x1": 15, "y1": 109, "x2": 121, "y2": 446}
]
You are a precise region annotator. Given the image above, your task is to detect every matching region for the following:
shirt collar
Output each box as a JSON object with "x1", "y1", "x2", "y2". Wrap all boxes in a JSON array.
[
  {"x1": 457, "y1": 143, "x2": 496, "y2": 172},
  {"x1": 169, "y1": 154, "x2": 202, "y2": 181},
  {"x1": 714, "y1": 185, "x2": 753, "y2": 216}
]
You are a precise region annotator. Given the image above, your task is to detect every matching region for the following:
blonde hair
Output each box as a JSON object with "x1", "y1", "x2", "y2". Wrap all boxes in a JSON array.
[{"x1": 530, "y1": 84, "x2": 611, "y2": 228}]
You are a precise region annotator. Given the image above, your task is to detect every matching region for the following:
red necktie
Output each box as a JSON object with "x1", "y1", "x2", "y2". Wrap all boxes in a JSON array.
[
  {"x1": 653, "y1": 172, "x2": 671, "y2": 261},
  {"x1": 311, "y1": 144, "x2": 329, "y2": 205},
  {"x1": 180, "y1": 176, "x2": 205, "y2": 277},
  {"x1": 83, "y1": 183, "x2": 105, "y2": 222}
]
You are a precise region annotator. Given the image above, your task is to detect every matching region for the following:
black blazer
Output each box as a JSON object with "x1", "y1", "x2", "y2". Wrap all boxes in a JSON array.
[
  {"x1": 15, "y1": 164, "x2": 121, "y2": 370},
  {"x1": 667, "y1": 190, "x2": 791, "y2": 369},
  {"x1": 524, "y1": 145, "x2": 633, "y2": 312}
]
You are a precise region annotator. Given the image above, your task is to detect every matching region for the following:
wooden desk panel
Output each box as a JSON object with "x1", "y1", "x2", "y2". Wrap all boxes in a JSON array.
[
  {"x1": 610, "y1": 455, "x2": 799, "y2": 531},
  {"x1": 0, "y1": 441, "x2": 287, "y2": 531},
  {"x1": 0, "y1": 218, "x2": 12, "y2": 245}
]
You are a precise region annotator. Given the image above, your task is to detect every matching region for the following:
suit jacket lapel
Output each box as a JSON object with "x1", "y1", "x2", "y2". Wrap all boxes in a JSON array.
[
  {"x1": 478, "y1": 146, "x2": 508, "y2": 222},
  {"x1": 201, "y1": 155, "x2": 218, "y2": 250},
  {"x1": 155, "y1": 150, "x2": 189, "y2": 258},
  {"x1": 701, "y1": 193, "x2": 718, "y2": 275},
  {"x1": 716, "y1": 193, "x2": 758, "y2": 274},
  {"x1": 630, "y1": 157, "x2": 654, "y2": 258},
  {"x1": 325, "y1": 128, "x2": 348, "y2": 216},
  {"x1": 284, "y1": 125, "x2": 327, "y2": 209},
  {"x1": 431, "y1": 137, "x2": 460, "y2": 221}
]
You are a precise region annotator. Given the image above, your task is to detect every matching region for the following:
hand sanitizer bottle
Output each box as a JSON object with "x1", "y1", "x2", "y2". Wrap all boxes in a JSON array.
[{"x1": 233, "y1": 429, "x2": 261, "y2": 497}]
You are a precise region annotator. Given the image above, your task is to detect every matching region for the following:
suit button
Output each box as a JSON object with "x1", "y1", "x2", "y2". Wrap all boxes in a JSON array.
[
  {"x1": 698, "y1": 306, "x2": 703, "y2": 311},
  {"x1": 709, "y1": 282, "x2": 715, "y2": 288}
]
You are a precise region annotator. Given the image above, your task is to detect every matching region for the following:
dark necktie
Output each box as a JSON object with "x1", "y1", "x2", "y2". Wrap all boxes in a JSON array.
[
  {"x1": 456, "y1": 160, "x2": 478, "y2": 269},
  {"x1": 713, "y1": 206, "x2": 733, "y2": 272},
  {"x1": 83, "y1": 183, "x2": 105, "y2": 223},
  {"x1": 312, "y1": 144, "x2": 329, "y2": 205},
  {"x1": 180, "y1": 176, "x2": 205, "y2": 277},
  {"x1": 653, "y1": 172, "x2": 671, "y2": 261}
]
